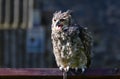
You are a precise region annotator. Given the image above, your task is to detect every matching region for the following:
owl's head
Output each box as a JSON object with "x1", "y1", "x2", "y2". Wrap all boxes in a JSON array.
[{"x1": 52, "y1": 10, "x2": 72, "y2": 31}]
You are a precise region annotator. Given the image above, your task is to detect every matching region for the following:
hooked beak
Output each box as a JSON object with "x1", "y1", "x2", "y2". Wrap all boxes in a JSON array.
[{"x1": 56, "y1": 22, "x2": 63, "y2": 29}]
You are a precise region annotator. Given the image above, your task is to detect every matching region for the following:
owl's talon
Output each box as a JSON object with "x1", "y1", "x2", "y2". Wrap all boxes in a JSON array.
[
  {"x1": 59, "y1": 67, "x2": 64, "y2": 71},
  {"x1": 66, "y1": 66, "x2": 70, "y2": 72},
  {"x1": 82, "y1": 67, "x2": 87, "y2": 73},
  {"x1": 81, "y1": 68, "x2": 85, "y2": 73},
  {"x1": 75, "y1": 67, "x2": 78, "y2": 72}
]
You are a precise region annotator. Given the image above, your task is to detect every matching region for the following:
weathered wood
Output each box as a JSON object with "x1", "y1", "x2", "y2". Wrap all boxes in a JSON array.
[
  {"x1": 0, "y1": 68, "x2": 119, "y2": 76},
  {"x1": 0, "y1": 68, "x2": 119, "y2": 79}
]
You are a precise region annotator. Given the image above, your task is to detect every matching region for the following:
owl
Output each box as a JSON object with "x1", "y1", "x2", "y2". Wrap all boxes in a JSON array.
[{"x1": 51, "y1": 10, "x2": 92, "y2": 78}]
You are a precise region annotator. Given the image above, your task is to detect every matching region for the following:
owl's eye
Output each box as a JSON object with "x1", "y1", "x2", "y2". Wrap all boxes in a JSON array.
[
  {"x1": 54, "y1": 19, "x2": 56, "y2": 21},
  {"x1": 60, "y1": 19, "x2": 65, "y2": 22}
]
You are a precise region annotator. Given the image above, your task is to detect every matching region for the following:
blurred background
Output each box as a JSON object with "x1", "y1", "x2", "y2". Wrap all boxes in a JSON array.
[{"x1": 0, "y1": 0, "x2": 120, "y2": 68}]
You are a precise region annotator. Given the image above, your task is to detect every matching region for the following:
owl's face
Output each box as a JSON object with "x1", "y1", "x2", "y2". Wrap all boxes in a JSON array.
[{"x1": 52, "y1": 10, "x2": 71, "y2": 31}]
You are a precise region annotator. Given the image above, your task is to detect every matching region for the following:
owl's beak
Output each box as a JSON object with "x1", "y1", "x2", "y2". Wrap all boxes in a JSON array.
[
  {"x1": 58, "y1": 24, "x2": 63, "y2": 28},
  {"x1": 57, "y1": 24, "x2": 63, "y2": 30},
  {"x1": 56, "y1": 22, "x2": 63, "y2": 29}
]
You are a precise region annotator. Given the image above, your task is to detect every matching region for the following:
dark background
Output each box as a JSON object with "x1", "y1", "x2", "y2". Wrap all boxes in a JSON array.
[{"x1": 0, "y1": 0, "x2": 120, "y2": 68}]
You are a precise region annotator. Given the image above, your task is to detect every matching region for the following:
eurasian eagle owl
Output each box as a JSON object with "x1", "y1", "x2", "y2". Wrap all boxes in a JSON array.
[{"x1": 51, "y1": 10, "x2": 92, "y2": 79}]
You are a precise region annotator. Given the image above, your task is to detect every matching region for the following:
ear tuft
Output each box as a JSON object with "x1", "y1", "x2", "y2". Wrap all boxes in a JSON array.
[{"x1": 66, "y1": 10, "x2": 72, "y2": 15}]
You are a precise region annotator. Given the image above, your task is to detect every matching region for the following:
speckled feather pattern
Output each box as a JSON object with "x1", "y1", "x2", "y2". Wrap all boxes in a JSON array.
[
  {"x1": 51, "y1": 10, "x2": 92, "y2": 74},
  {"x1": 51, "y1": 26, "x2": 89, "y2": 71}
]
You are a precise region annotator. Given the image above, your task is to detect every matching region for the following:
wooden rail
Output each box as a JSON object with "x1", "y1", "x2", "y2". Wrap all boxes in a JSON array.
[{"x1": 0, "y1": 68, "x2": 119, "y2": 79}]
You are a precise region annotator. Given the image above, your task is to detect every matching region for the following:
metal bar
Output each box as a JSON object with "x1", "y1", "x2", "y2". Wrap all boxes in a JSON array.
[
  {"x1": 32, "y1": 54, "x2": 36, "y2": 67},
  {"x1": 16, "y1": 30, "x2": 19, "y2": 67},
  {"x1": 3, "y1": 30, "x2": 10, "y2": 67},
  {"x1": 39, "y1": 54, "x2": 44, "y2": 67},
  {"x1": 0, "y1": 0, "x2": 2, "y2": 24},
  {"x1": 0, "y1": 30, "x2": 3, "y2": 66},
  {"x1": 10, "y1": 30, "x2": 16, "y2": 68},
  {"x1": 12, "y1": 0, "x2": 19, "y2": 29},
  {"x1": 17, "y1": 30, "x2": 24, "y2": 68},
  {"x1": 25, "y1": 51, "x2": 29, "y2": 68},
  {"x1": 18, "y1": 0, "x2": 23, "y2": 28},
  {"x1": 21, "y1": 30, "x2": 26, "y2": 68},
  {"x1": 28, "y1": 0, "x2": 33, "y2": 29},
  {"x1": 0, "y1": 68, "x2": 119, "y2": 76},
  {"x1": 0, "y1": 0, "x2": 5, "y2": 29},
  {"x1": 21, "y1": 0, "x2": 28, "y2": 29},
  {"x1": 9, "y1": 0, "x2": 14, "y2": 26},
  {"x1": 24, "y1": 0, "x2": 34, "y2": 67},
  {"x1": 4, "y1": 0, "x2": 10, "y2": 29}
]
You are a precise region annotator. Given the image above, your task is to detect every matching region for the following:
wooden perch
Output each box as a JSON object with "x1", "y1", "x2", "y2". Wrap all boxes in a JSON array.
[{"x1": 0, "y1": 68, "x2": 119, "y2": 79}]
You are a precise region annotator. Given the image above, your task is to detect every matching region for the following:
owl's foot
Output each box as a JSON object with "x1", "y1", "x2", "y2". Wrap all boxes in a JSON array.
[
  {"x1": 74, "y1": 67, "x2": 86, "y2": 73},
  {"x1": 81, "y1": 66, "x2": 87, "y2": 73},
  {"x1": 59, "y1": 67, "x2": 64, "y2": 71},
  {"x1": 75, "y1": 67, "x2": 78, "y2": 72},
  {"x1": 59, "y1": 66, "x2": 70, "y2": 72},
  {"x1": 64, "y1": 66, "x2": 69, "y2": 72},
  {"x1": 65, "y1": 67, "x2": 87, "y2": 75},
  {"x1": 81, "y1": 68, "x2": 85, "y2": 73}
]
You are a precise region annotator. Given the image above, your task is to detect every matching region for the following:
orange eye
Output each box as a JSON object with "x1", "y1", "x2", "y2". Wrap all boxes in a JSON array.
[{"x1": 60, "y1": 19, "x2": 65, "y2": 22}]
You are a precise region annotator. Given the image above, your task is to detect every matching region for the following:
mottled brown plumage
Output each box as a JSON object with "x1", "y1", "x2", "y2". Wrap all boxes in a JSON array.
[{"x1": 51, "y1": 10, "x2": 92, "y2": 79}]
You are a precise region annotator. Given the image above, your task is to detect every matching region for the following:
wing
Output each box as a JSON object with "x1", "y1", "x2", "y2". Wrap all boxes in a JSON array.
[{"x1": 78, "y1": 25, "x2": 93, "y2": 68}]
